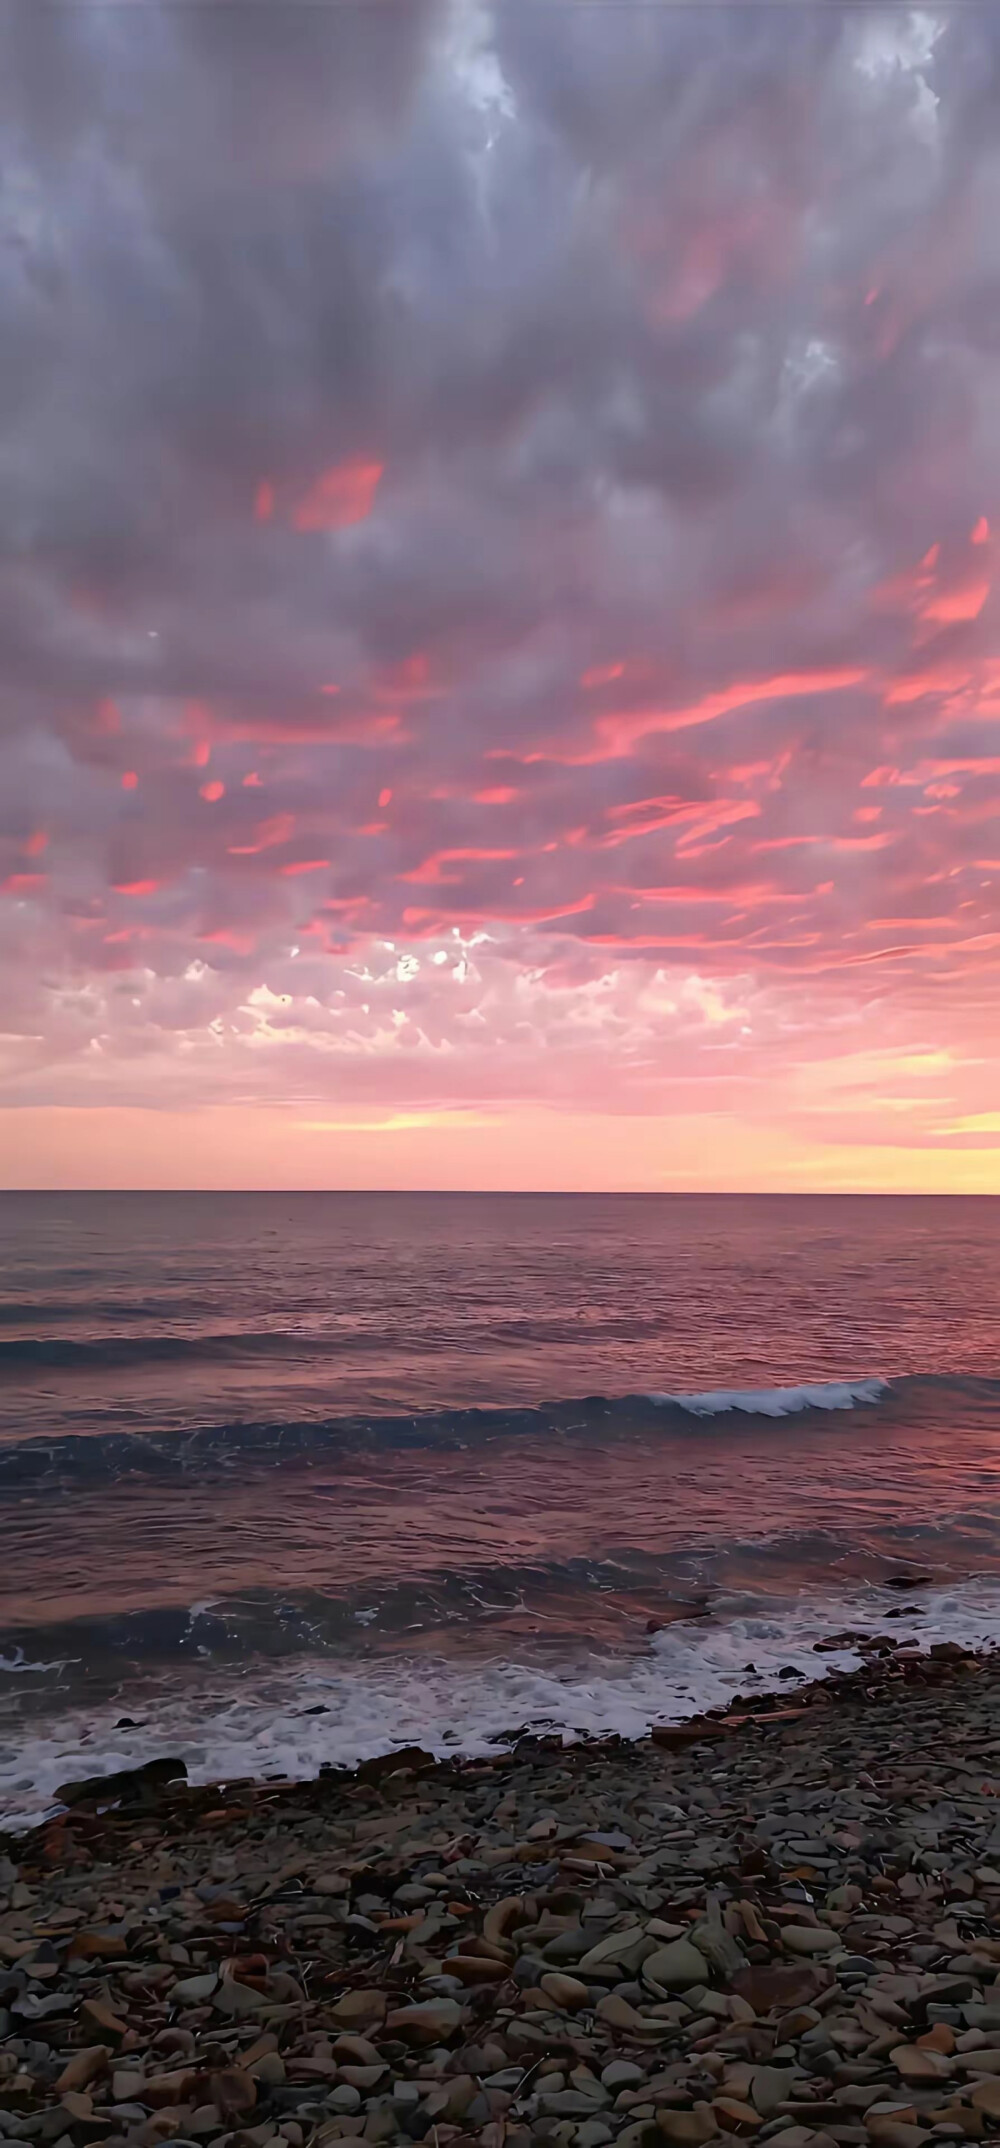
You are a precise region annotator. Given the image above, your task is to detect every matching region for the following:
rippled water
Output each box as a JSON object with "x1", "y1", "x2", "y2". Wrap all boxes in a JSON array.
[{"x1": 2, "y1": 1191, "x2": 1000, "y2": 1824}]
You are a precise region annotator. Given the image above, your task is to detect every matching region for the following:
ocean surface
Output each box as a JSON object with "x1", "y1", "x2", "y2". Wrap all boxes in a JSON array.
[{"x1": 3, "y1": 1189, "x2": 1000, "y2": 1829}]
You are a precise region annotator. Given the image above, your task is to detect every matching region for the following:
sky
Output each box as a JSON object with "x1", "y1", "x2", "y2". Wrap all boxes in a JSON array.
[{"x1": 3, "y1": 2, "x2": 1000, "y2": 1192}]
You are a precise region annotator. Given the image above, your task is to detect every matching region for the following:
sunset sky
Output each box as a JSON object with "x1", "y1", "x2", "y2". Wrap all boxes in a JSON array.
[{"x1": 3, "y1": 2, "x2": 1000, "y2": 1190}]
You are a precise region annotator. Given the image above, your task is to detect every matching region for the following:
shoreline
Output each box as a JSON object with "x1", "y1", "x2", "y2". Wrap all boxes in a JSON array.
[
  {"x1": 5, "y1": 1640, "x2": 1000, "y2": 2148},
  {"x1": 11, "y1": 1572, "x2": 1000, "y2": 1834}
]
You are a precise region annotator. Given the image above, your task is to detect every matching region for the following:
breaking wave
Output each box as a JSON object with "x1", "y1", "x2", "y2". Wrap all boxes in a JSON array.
[
  {"x1": 0, "y1": 1374, "x2": 894, "y2": 1486},
  {"x1": 6, "y1": 1572, "x2": 1000, "y2": 1833}
]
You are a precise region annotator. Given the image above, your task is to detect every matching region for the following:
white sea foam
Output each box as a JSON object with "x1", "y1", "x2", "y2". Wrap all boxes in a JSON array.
[
  {"x1": 0, "y1": 1650, "x2": 69, "y2": 1676},
  {"x1": 648, "y1": 1377, "x2": 890, "y2": 1417},
  {"x1": 4, "y1": 1571, "x2": 1000, "y2": 1833}
]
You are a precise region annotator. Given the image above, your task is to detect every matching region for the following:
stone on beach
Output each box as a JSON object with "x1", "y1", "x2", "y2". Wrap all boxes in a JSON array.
[
  {"x1": 642, "y1": 1941, "x2": 710, "y2": 1991},
  {"x1": 779, "y1": 1925, "x2": 839, "y2": 1955},
  {"x1": 7, "y1": 1643, "x2": 1000, "y2": 2148}
]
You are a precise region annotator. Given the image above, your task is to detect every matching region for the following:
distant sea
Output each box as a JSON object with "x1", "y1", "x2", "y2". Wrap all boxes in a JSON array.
[{"x1": 3, "y1": 1190, "x2": 1000, "y2": 1828}]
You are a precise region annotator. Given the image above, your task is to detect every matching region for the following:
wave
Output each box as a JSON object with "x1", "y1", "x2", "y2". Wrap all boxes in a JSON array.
[
  {"x1": 0, "y1": 1519, "x2": 962, "y2": 1678},
  {"x1": 0, "y1": 1330, "x2": 346, "y2": 1370},
  {"x1": 6, "y1": 1573, "x2": 1000, "y2": 1832},
  {"x1": 649, "y1": 1377, "x2": 889, "y2": 1417},
  {"x1": 0, "y1": 1375, "x2": 896, "y2": 1487},
  {"x1": 0, "y1": 1310, "x2": 751, "y2": 1369}
]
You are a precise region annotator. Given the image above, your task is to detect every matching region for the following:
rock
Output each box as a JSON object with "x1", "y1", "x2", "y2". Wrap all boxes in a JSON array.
[
  {"x1": 55, "y1": 1756, "x2": 187, "y2": 1806},
  {"x1": 596, "y1": 1994, "x2": 648, "y2": 2031},
  {"x1": 143, "y1": 2069, "x2": 201, "y2": 2108},
  {"x1": 538, "y1": 2092, "x2": 608, "y2": 2117},
  {"x1": 483, "y1": 1898, "x2": 528, "y2": 1950},
  {"x1": 58, "y1": 2093, "x2": 94, "y2": 2124},
  {"x1": 751, "y1": 2071, "x2": 795, "y2": 2117},
  {"x1": 385, "y1": 1999, "x2": 466, "y2": 2044},
  {"x1": 208, "y1": 2070, "x2": 257, "y2": 2119},
  {"x1": 78, "y1": 1999, "x2": 129, "y2": 2046},
  {"x1": 890, "y1": 2049, "x2": 952, "y2": 2083},
  {"x1": 578, "y1": 1927, "x2": 654, "y2": 1977},
  {"x1": 780, "y1": 1926, "x2": 838, "y2": 1955},
  {"x1": 333, "y1": 2039, "x2": 382, "y2": 2067},
  {"x1": 651, "y1": 1723, "x2": 725, "y2": 1750},
  {"x1": 14, "y1": 1636, "x2": 1000, "y2": 2148},
  {"x1": 112, "y1": 2070, "x2": 147, "y2": 2101},
  {"x1": 865, "y1": 2125, "x2": 928, "y2": 2148},
  {"x1": 67, "y1": 1930, "x2": 128, "y2": 1962},
  {"x1": 253, "y1": 2053, "x2": 287, "y2": 2087},
  {"x1": 732, "y1": 1963, "x2": 830, "y2": 2014},
  {"x1": 542, "y1": 1928, "x2": 589, "y2": 1965},
  {"x1": 442, "y1": 1956, "x2": 508, "y2": 1984},
  {"x1": 642, "y1": 1941, "x2": 710, "y2": 1992},
  {"x1": 355, "y1": 1747, "x2": 435, "y2": 1784},
  {"x1": 54, "y1": 2053, "x2": 109, "y2": 2096},
  {"x1": 712, "y1": 2096, "x2": 763, "y2": 2132},
  {"x1": 656, "y1": 2109, "x2": 717, "y2": 2145},
  {"x1": 12, "y1": 1991, "x2": 76, "y2": 2020},
  {"x1": 576, "y1": 2123, "x2": 614, "y2": 2148},
  {"x1": 425, "y1": 2076, "x2": 477, "y2": 2122},
  {"x1": 539, "y1": 1973, "x2": 589, "y2": 2011},
  {"x1": 214, "y1": 1975, "x2": 263, "y2": 2017},
  {"x1": 331, "y1": 1992, "x2": 388, "y2": 2031},
  {"x1": 690, "y1": 1914, "x2": 746, "y2": 1980},
  {"x1": 172, "y1": 1974, "x2": 219, "y2": 2003}
]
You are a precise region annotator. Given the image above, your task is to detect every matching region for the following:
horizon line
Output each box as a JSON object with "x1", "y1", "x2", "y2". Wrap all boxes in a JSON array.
[{"x1": 1, "y1": 1185, "x2": 997, "y2": 1198}]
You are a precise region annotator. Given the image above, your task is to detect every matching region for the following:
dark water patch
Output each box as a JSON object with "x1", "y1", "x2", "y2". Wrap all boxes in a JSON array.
[
  {"x1": 0, "y1": 1527, "x2": 959, "y2": 1693},
  {"x1": 0, "y1": 1375, "x2": 899, "y2": 1486}
]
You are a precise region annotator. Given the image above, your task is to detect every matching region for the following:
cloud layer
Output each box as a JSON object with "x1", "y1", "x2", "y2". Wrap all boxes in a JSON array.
[{"x1": 3, "y1": 0, "x2": 1000, "y2": 1186}]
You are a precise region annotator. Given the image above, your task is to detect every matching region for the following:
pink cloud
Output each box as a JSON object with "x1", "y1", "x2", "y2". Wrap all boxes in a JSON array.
[
  {"x1": 291, "y1": 460, "x2": 383, "y2": 532},
  {"x1": 6, "y1": 3, "x2": 1000, "y2": 1187}
]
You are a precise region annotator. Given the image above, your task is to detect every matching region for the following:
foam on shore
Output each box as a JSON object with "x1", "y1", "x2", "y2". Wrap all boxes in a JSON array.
[{"x1": 4, "y1": 1572, "x2": 1000, "y2": 1833}]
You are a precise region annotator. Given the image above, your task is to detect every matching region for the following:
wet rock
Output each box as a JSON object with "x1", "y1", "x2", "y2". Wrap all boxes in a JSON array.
[
  {"x1": 355, "y1": 1750, "x2": 435, "y2": 1786},
  {"x1": 54, "y1": 1758, "x2": 187, "y2": 1808},
  {"x1": 651, "y1": 1725, "x2": 725, "y2": 1752}
]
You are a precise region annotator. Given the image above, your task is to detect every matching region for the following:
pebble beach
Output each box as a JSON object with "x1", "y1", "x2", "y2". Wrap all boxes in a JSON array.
[{"x1": 6, "y1": 1638, "x2": 1000, "y2": 2148}]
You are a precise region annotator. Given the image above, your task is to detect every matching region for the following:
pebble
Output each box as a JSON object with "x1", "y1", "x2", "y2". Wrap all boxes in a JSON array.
[
  {"x1": 780, "y1": 1927, "x2": 839, "y2": 1955},
  {"x1": 642, "y1": 1941, "x2": 710, "y2": 1991},
  {"x1": 7, "y1": 1646, "x2": 1000, "y2": 2148}
]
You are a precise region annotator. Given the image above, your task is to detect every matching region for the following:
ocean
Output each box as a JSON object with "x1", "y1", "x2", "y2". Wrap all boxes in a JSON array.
[{"x1": 3, "y1": 1189, "x2": 1000, "y2": 1829}]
